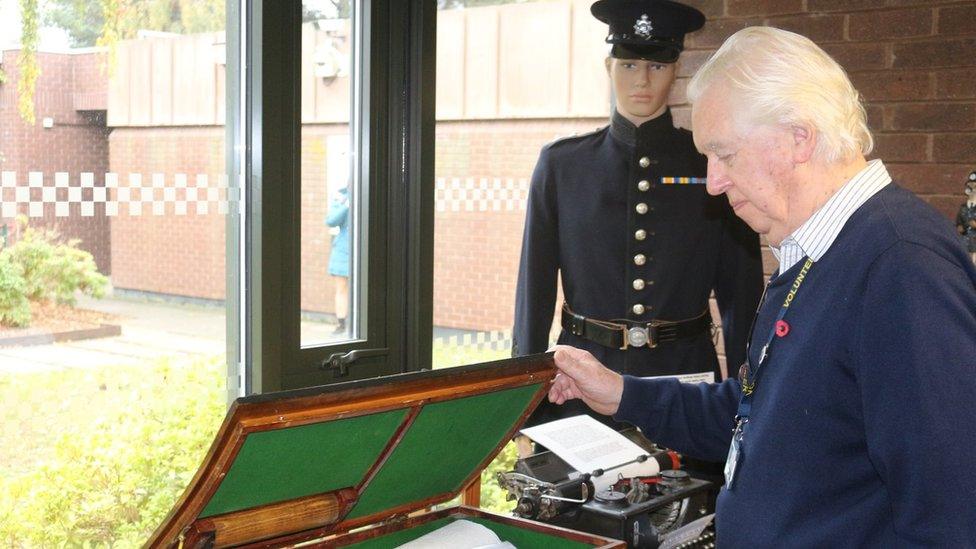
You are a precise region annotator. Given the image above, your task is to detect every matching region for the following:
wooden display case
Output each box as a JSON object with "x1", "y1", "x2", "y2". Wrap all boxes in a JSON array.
[{"x1": 147, "y1": 354, "x2": 625, "y2": 548}]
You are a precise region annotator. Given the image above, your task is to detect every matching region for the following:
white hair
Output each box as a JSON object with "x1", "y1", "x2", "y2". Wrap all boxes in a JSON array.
[{"x1": 687, "y1": 26, "x2": 873, "y2": 164}]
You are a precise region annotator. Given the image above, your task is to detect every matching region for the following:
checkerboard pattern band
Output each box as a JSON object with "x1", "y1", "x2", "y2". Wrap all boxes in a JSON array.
[
  {"x1": 431, "y1": 329, "x2": 515, "y2": 368},
  {"x1": 1, "y1": 172, "x2": 528, "y2": 218},
  {"x1": 435, "y1": 177, "x2": 530, "y2": 212},
  {"x1": 1, "y1": 171, "x2": 231, "y2": 218}
]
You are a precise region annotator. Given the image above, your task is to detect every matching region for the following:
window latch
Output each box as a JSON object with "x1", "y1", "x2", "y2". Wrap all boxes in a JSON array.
[{"x1": 321, "y1": 347, "x2": 388, "y2": 377}]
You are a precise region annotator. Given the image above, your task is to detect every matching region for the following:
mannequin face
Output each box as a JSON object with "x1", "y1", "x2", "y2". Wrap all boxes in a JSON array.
[{"x1": 606, "y1": 57, "x2": 676, "y2": 125}]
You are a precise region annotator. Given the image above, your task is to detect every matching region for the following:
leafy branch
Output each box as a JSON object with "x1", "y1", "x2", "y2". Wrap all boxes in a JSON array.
[{"x1": 16, "y1": 0, "x2": 39, "y2": 125}]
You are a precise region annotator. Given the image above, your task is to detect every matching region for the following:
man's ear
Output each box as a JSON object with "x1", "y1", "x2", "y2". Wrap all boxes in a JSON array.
[
  {"x1": 791, "y1": 122, "x2": 816, "y2": 164},
  {"x1": 605, "y1": 56, "x2": 612, "y2": 75}
]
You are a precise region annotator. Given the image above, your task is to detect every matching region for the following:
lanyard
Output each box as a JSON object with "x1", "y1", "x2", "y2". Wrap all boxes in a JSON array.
[{"x1": 735, "y1": 257, "x2": 814, "y2": 422}]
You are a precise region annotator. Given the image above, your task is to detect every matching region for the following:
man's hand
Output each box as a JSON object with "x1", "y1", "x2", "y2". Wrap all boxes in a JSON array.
[{"x1": 548, "y1": 345, "x2": 625, "y2": 416}]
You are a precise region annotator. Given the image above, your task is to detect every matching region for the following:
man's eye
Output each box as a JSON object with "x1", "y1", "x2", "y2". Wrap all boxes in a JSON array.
[
  {"x1": 650, "y1": 64, "x2": 666, "y2": 70},
  {"x1": 622, "y1": 63, "x2": 637, "y2": 69}
]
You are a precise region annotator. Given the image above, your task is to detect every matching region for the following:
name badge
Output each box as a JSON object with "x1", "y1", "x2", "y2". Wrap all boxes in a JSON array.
[{"x1": 724, "y1": 419, "x2": 745, "y2": 488}]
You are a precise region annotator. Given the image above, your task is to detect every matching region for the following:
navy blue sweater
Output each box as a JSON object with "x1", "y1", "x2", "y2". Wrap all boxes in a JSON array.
[{"x1": 615, "y1": 184, "x2": 976, "y2": 547}]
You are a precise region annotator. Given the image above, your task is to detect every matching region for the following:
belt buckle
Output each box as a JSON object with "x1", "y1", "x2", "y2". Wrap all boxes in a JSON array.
[
  {"x1": 624, "y1": 325, "x2": 658, "y2": 349},
  {"x1": 570, "y1": 318, "x2": 584, "y2": 337}
]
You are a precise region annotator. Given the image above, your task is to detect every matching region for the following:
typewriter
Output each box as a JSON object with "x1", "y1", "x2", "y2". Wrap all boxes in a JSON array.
[{"x1": 498, "y1": 428, "x2": 719, "y2": 548}]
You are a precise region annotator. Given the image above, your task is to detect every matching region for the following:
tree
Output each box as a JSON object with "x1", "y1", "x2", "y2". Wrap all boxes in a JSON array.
[
  {"x1": 96, "y1": 0, "x2": 226, "y2": 48},
  {"x1": 43, "y1": 0, "x2": 353, "y2": 48},
  {"x1": 17, "y1": 0, "x2": 39, "y2": 125},
  {"x1": 44, "y1": 0, "x2": 104, "y2": 48}
]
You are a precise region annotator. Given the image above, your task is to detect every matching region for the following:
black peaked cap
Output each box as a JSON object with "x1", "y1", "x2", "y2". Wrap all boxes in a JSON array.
[{"x1": 591, "y1": 0, "x2": 705, "y2": 62}]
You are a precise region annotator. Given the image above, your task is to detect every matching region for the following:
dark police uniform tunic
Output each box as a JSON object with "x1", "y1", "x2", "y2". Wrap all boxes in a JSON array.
[{"x1": 513, "y1": 108, "x2": 764, "y2": 426}]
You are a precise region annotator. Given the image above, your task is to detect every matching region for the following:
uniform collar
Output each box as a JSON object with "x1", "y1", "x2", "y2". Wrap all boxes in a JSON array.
[{"x1": 610, "y1": 108, "x2": 674, "y2": 148}]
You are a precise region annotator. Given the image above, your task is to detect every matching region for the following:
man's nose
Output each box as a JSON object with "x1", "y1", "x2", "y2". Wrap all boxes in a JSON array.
[{"x1": 705, "y1": 160, "x2": 729, "y2": 196}]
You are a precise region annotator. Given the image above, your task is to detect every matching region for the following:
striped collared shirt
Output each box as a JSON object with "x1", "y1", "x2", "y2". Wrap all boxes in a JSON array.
[{"x1": 771, "y1": 159, "x2": 892, "y2": 274}]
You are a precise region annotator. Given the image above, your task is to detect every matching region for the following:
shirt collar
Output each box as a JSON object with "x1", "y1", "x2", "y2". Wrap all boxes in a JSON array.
[{"x1": 771, "y1": 159, "x2": 892, "y2": 273}]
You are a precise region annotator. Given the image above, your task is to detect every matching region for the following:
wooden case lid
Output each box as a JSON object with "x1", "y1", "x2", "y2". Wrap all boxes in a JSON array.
[{"x1": 147, "y1": 353, "x2": 556, "y2": 548}]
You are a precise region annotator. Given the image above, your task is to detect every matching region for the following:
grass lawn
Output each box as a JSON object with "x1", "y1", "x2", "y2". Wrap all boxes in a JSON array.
[
  {"x1": 0, "y1": 355, "x2": 225, "y2": 546},
  {"x1": 0, "y1": 341, "x2": 516, "y2": 546}
]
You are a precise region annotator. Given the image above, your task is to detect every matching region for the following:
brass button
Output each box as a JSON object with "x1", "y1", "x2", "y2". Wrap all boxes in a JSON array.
[
  {"x1": 635, "y1": 229, "x2": 646, "y2": 241},
  {"x1": 634, "y1": 254, "x2": 646, "y2": 266},
  {"x1": 639, "y1": 156, "x2": 651, "y2": 168},
  {"x1": 632, "y1": 304, "x2": 645, "y2": 315},
  {"x1": 636, "y1": 203, "x2": 648, "y2": 215},
  {"x1": 633, "y1": 279, "x2": 645, "y2": 290},
  {"x1": 638, "y1": 180, "x2": 650, "y2": 191}
]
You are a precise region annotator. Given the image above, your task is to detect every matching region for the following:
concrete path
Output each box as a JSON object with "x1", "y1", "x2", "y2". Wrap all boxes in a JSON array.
[{"x1": 0, "y1": 295, "x2": 337, "y2": 374}]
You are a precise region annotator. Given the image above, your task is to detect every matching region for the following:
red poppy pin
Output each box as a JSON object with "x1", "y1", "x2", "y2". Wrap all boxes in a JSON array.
[{"x1": 775, "y1": 320, "x2": 790, "y2": 337}]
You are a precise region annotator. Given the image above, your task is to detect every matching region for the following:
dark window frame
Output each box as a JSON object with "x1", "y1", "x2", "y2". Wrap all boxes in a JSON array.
[{"x1": 233, "y1": 0, "x2": 435, "y2": 394}]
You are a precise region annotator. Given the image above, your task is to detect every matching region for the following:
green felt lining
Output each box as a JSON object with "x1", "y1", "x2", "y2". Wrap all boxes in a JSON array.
[
  {"x1": 200, "y1": 408, "x2": 407, "y2": 517},
  {"x1": 347, "y1": 384, "x2": 541, "y2": 520}
]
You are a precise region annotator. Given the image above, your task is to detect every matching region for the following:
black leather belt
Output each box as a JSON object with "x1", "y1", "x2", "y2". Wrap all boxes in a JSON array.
[{"x1": 561, "y1": 303, "x2": 711, "y2": 350}]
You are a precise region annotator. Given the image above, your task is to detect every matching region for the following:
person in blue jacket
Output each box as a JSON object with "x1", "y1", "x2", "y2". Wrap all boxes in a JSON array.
[
  {"x1": 513, "y1": 0, "x2": 764, "y2": 429},
  {"x1": 326, "y1": 185, "x2": 350, "y2": 334},
  {"x1": 547, "y1": 27, "x2": 976, "y2": 547}
]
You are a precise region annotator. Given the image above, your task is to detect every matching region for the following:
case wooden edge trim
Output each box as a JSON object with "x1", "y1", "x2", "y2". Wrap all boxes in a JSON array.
[
  {"x1": 146, "y1": 404, "x2": 251, "y2": 548},
  {"x1": 353, "y1": 405, "x2": 422, "y2": 496},
  {"x1": 236, "y1": 371, "x2": 548, "y2": 434}
]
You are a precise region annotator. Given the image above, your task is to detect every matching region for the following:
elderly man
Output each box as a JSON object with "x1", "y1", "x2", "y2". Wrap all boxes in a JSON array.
[{"x1": 548, "y1": 27, "x2": 976, "y2": 546}]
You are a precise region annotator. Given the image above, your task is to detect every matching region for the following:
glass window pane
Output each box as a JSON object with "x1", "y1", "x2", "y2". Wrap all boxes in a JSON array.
[
  {"x1": 437, "y1": 0, "x2": 596, "y2": 513},
  {"x1": 300, "y1": 0, "x2": 359, "y2": 346},
  {"x1": 0, "y1": 2, "x2": 233, "y2": 544},
  {"x1": 432, "y1": 0, "x2": 608, "y2": 371}
]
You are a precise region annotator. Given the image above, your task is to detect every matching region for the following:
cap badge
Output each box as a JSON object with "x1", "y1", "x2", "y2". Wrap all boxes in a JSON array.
[{"x1": 634, "y1": 14, "x2": 654, "y2": 39}]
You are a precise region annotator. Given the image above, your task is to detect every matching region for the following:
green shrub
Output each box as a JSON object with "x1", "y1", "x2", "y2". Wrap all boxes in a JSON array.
[
  {"x1": 0, "y1": 355, "x2": 226, "y2": 546},
  {"x1": 0, "y1": 254, "x2": 30, "y2": 327},
  {"x1": 1, "y1": 216, "x2": 107, "y2": 307}
]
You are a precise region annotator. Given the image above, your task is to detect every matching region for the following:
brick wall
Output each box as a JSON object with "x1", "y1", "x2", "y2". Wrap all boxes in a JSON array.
[
  {"x1": 106, "y1": 124, "x2": 349, "y2": 314},
  {"x1": 433, "y1": 119, "x2": 604, "y2": 331},
  {"x1": 107, "y1": 127, "x2": 226, "y2": 299},
  {"x1": 0, "y1": 50, "x2": 110, "y2": 272}
]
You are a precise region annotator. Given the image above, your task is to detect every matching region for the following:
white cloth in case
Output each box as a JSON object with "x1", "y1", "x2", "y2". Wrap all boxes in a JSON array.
[{"x1": 394, "y1": 519, "x2": 516, "y2": 549}]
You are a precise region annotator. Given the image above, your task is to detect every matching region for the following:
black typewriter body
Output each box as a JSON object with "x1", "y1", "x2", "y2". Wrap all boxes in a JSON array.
[{"x1": 499, "y1": 430, "x2": 719, "y2": 548}]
